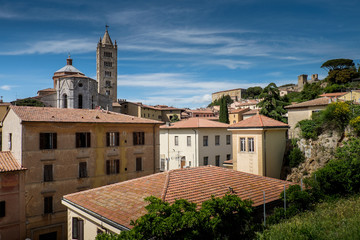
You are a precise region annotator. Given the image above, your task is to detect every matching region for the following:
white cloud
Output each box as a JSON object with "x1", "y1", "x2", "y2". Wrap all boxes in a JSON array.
[
  {"x1": 205, "y1": 59, "x2": 252, "y2": 69},
  {"x1": 0, "y1": 39, "x2": 95, "y2": 55},
  {"x1": 0, "y1": 85, "x2": 12, "y2": 91}
]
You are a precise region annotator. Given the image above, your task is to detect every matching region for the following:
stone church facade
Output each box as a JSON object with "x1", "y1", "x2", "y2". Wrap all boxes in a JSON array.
[{"x1": 35, "y1": 28, "x2": 117, "y2": 110}]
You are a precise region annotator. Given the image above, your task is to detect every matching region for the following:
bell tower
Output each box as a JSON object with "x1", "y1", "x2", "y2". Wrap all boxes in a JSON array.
[{"x1": 97, "y1": 26, "x2": 118, "y2": 102}]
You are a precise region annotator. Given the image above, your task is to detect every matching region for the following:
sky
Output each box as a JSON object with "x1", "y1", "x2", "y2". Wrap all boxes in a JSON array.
[{"x1": 0, "y1": 0, "x2": 359, "y2": 108}]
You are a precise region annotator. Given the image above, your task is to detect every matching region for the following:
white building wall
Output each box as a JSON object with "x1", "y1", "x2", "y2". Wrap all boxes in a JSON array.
[{"x1": 160, "y1": 128, "x2": 231, "y2": 171}]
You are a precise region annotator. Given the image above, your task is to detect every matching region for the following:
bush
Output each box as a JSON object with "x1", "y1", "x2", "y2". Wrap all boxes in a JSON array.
[
  {"x1": 297, "y1": 119, "x2": 322, "y2": 140},
  {"x1": 350, "y1": 116, "x2": 360, "y2": 135},
  {"x1": 321, "y1": 102, "x2": 351, "y2": 131},
  {"x1": 288, "y1": 147, "x2": 305, "y2": 168}
]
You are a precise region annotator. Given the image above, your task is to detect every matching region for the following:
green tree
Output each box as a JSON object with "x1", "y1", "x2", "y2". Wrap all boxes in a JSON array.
[
  {"x1": 170, "y1": 114, "x2": 180, "y2": 122},
  {"x1": 208, "y1": 95, "x2": 233, "y2": 107},
  {"x1": 243, "y1": 86, "x2": 263, "y2": 99},
  {"x1": 321, "y1": 58, "x2": 355, "y2": 71},
  {"x1": 299, "y1": 82, "x2": 322, "y2": 102},
  {"x1": 219, "y1": 96, "x2": 229, "y2": 124},
  {"x1": 12, "y1": 98, "x2": 45, "y2": 107},
  {"x1": 326, "y1": 68, "x2": 359, "y2": 84},
  {"x1": 257, "y1": 83, "x2": 287, "y2": 122},
  {"x1": 97, "y1": 194, "x2": 254, "y2": 240}
]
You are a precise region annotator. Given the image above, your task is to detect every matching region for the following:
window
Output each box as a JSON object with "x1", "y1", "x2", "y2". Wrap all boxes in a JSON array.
[
  {"x1": 203, "y1": 157, "x2": 208, "y2": 166},
  {"x1": 72, "y1": 217, "x2": 84, "y2": 240},
  {"x1": 40, "y1": 133, "x2": 57, "y2": 150},
  {"x1": 106, "y1": 159, "x2": 120, "y2": 175},
  {"x1": 187, "y1": 136, "x2": 191, "y2": 146},
  {"x1": 216, "y1": 155, "x2": 220, "y2": 166},
  {"x1": 104, "y1": 61, "x2": 112, "y2": 67},
  {"x1": 79, "y1": 162, "x2": 87, "y2": 178},
  {"x1": 8, "y1": 133, "x2": 12, "y2": 150},
  {"x1": 0, "y1": 201, "x2": 5, "y2": 217},
  {"x1": 106, "y1": 132, "x2": 119, "y2": 147},
  {"x1": 44, "y1": 165, "x2": 53, "y2": 182},
  {"x1": 105, "y1": 71, "x2": 112, "y2": 77},
  {"x1": 105, "y1": 80, "x2": 111, "y2": 87},
  {"x1": 240, "y1": 138, "x2": 246, "y2": 152},
  {"x1": 226, "y1": 135, "x2": 231, "y2": 145},
  {"x1": 203, "y1": 136, "x2": 208, "y2": 146},
  {"x1": 227, "y1": 154, "x2": 231, "y2": 160},
  {"x1": 78, "y1": 94, "x2": 83, "y2": 109},
  {"x1": 63, "y1": 94, "x2": 68, "y2": 108},
  {"x1": 133, "y1": 132, "x2": 145, "y2": 145},
  {"x1": 136, "y1": 157, "x2": 142, "y2": 171},
  {"x1": 76, "y1": 132, "x2": 91, "y2": 148},
  {"x1": 174, "y1": 136, "x2": 179, "y2": 146},
  {"x1": 106, "y1": 90, "x2": 110, "y2": 96},
  {"x1": 248, "y1": 138, "x2": 255, "y2": 152},
  {"x1": 215, "y1": 135, "x2": 220, "y2": 145},
  {"x1": 44, "y1": 196, "x2": 53, "y2": 214},
  {"x1": 104, "y1": 52, "x2": 112, "y2": 57}
]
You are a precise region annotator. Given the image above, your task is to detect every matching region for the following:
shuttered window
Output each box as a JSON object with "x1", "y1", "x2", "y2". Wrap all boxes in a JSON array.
[
  {"x1": 76, "y1": 133, "x2": 91, "y2": 148},
  {"x1": 40, "y1": 133, "x2": 57, "y2": 150},
  {"x1": 106, "y1": 132, "x2": 119, "y2": 147},
  {"x1": 133, "y1": 132, "x2": 145, "y2": 145},
  {"x1": 44, "y1": 165, "x2": 53, "y2": 182}
]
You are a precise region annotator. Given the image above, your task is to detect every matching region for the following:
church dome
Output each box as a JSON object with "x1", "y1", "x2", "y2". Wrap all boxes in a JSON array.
[{"x1": 55, "y1": 56, "x2": 84, "y2": 75}]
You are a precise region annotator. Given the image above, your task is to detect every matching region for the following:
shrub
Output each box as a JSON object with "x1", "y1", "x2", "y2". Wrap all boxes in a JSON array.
[
  {"x1": 297, "y1": 119, "x2": 322, "y2": 140},
  {"x1": 288, "y1": 147, "x2": 305, "y2": 168},
  {"x1": 350, "y1": 116, "x2": 360, "y2": 136}
]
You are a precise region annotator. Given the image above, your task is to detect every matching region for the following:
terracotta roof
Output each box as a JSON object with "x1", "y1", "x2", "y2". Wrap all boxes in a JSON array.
[
  {"x1": 0, "y1": 102, "x2": 11, "y2": 106},
  {"x1": 37, "y1": 88, "x2": 56, "y2": 93},
  {"x1": 223, "y1": 160, "x2": 233, "y2": 165},
  {"x1": 230, "y1": 108, "x2": 250, "y2": 114},
  {"x1": 229, "y1": 114, "x2": 288, "y2": 129},
  {"x1": 160, "y1": 117, "x2": 229, "y2": 129},
  {"x1": 9, "y1": 106, "x2": 163, "y2": 124},
  {"x1": 242, "y1": 109, "x2": 259, "y2": 115},
  {"x1": 236, "y1": 100, "x2": 258, "y2": 107},
  {"x1": 0, "y1": 152, "x2": 25, "y2": 172},
  {"x1": 285, "y1": 97, "x2": 332, "y2": 109},
  {"x1": 212, "y1": 88, "x2": 245, "y2": 94},
  {"x1": 63, "y1": 166, "x2": 294, "y2": 229},
  {"x1": 122, "y1": 101, "x2": 183, "y2": 111},
  {"x1": 319, "y1": 92, "x2": 348, "y2": 97},
  {"x1": 187, "y1": 109, "x2": 214, "y2": 114}
]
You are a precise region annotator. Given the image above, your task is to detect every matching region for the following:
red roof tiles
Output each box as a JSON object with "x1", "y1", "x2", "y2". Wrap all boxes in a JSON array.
[
  {"x1": 285, "y1": 97, "x2": 332, "y2": 109},
  {"x1": 63, "y1": 166, "x2": 294, "y2": 229},
  {"x1": 230, "y1": 108, "x2": 250, "y2": 114},
  {"x1": 319, "y1": 92, "x2": 348, "y2": 97},
  {"x1": 229, "y1": 114, "x2": 288, "y2": 128},
  {"x1": 10, "y1": 105, "x2": 163, "y2": 124},
  {"x1": 0, "y1": 152, "x2": 25, "y2": 172},
  {"x1": 160, "y1": 117, "x2": 229, "y2": 129}
]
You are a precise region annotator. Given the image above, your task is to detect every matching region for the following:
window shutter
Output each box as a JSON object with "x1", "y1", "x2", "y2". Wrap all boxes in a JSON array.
[
  {"x1": 133, "y1": 132, "x2": 137, "y2": 145},
  {"x1": 53, "y1": 133, "x2": 57, "y2": 149},
  {"x1": 106, "y1": 160, "x2": 111, "y2": 175},
  {"x1": 141, "y1": 132, "x2": 145, "y2": 145},
  {"x1": 115, "y1": 132, "x2": 120, "y2": 146},
  {"x1": 87, "y1": 133, "x2": 91, "y2": 147},
  {"x1": 40, "y1": 133, "x2": 44, "y2": 150},
  {"x1": 72, "y1": 218, "x2": 79, "y2": 239},
  {"x1": 115, "y1": 159, "x2": 120, "y2": 174},
  {"x1": 76, "y1": 133, "x2": 80, "y2": 148},
  {"x1": 106, "y1": 132, "x2": 110, "y2": 147},
  {"x1": 78, "y1": 219, "x2": 84, "y2": 240}
]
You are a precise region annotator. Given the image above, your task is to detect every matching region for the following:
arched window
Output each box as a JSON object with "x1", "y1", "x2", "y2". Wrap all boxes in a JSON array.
[
  {"x1": 63, "y1": 94, "x2": 68, "y2": 108},
  {"x1": 78, "y1": 94, "x2": 83, "y2": 109}
]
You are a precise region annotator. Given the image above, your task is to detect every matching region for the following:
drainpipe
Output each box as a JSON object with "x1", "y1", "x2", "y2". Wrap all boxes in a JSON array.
[
  {"x1": 153, "y1": 124, "x2": 156, "y2": 173},
  {"x1": 167, "y1": 129, "x2": 170, "y2": 171},
  {"x1": 192, "y1": 129, "x2": 197, "y2": 167},
  {"x1": 263, "y1": 130, "x2": 267, "y2": 176}
]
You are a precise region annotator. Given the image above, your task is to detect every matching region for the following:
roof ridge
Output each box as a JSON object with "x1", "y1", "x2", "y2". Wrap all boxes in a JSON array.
[
  {"x1": 258, "y1": 114, "x2": 264, "y2": 127},
  {"x1": 161, "y1": 171, "x2": 171, "y2": 201}
]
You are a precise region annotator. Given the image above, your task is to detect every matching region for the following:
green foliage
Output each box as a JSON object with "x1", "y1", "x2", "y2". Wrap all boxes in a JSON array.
[
  {"x1": 208, "y1": 95, "x2": 233, "y2": 107},
  {"x1": 170, "y1": 114, "x2": 180, "y2": 122},
  {"x1": 219, "y1": 96, "x2": 229, "y2": 124},
  {"x1": 326, "y1": 68, "x2": 359, "y2": 84},
  {"x1": 243, "y1": 86, "x2": 263, "y2": 99},
  {"x1": 97, "y1": 194, "x2": 254, "y2": 240},
  {"x1": 297, "y1": 118, "x2": 322, "y2": 140},
  {"x1": 288, "y1": 147, "x2": 305, "y2": 168},
  {"x1": 299, "y1": 82, "x2": 323, "y2": 102},
  {"x1": 321, "y1": 58, "x2": 355, "y2": 71},
  {"x1": 258, "y1": 195, "x2": 360, "y2": 240},
  {"x1": 285, "y1": 91, "x2": 302, "y2": 103},
  {"x1": 257, "y1": 83, "x2": 287, "y2": 123},
  {"x1": 13, "y1": 98, "x2": 45, "y2": 107},
  {"x1": 350, "y1": 116, "x2": 360, "y2": 135},
  {"x1": 323, "y1": 83, "x2": 344, "y2": 93}
]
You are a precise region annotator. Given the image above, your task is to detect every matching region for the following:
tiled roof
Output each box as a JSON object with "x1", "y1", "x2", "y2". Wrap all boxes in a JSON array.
[
  {"x1": 285, "y1": 97, "x2": 331, "y2": 109},
  {"x1": 37, "y1": 88, "x2": 56, "y2": 92},
  {"x1": 235, "y1": 100, "x2": 258, "y2": 107},
  {"x1": 63, "y1": 166, "x2": 294, "y2": 229},
  {"x1": 230, "y1": 108, "x2": 250, "y2": 114},
  {"x1": 122, "y1": 101, "x2": 183, "y2": 111},
  {"x1": 160, "y1": 117, "x2": 229, "y2": 129},
  {"x1": 0, "y1": 102, "x2": 11, "y2": 106},
  {"x1": 10, "y1": 106, "x2": 163, "y2": 124},
  {"x1": 229, "y1": 114, "x2": 288, "y2": 128},
  {"x1": 319, "y1": 92, "x2": 348, "y2": 97},
  {"x1": 187, "y1": 109, "x2": 214, "y2": 114},
  {"x1": 242, "y1": 109, "x2": 259, "y2": 115},
  {"x1": 0, "y1": 152, "x2": 25, "y2": 172}
]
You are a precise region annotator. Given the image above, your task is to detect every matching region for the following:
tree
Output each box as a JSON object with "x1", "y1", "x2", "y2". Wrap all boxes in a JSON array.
[
  {"x1": 97, "y1": 194, "x2": 254, "y2": 240},
  {"x1": 208, "y1": 95, "x2": 233, "y2": 107},
  {"x1": 12, "y1": 98, "x2": 45, "y2": 107},
  {"x1": 257, "y1": 83, "x2": 287, "y2": 123},
  {"x1": 299, "y1": 82, "x2": 322, "y2": 102},
  {"x1": 326, "y1": 68, "x2": 359, "y2": 84},
  {"x1": 321, "y1": 58, "x2": 355, "y2": 72},
  {"x1": 170, "y1": 114, "x2": 180, "y2": 122},
  {"x1": 219, "y1": 97, "x2": 229, "y2": 124},
  {"x1": 243, "y1": 86, "x2": 262, "y2": 99}
]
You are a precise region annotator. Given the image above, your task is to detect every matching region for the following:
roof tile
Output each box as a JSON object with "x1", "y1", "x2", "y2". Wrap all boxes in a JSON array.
[
  {"x1": 160, "y1": 118, "x2": 229, "y2": 129},
  {"x1": 229, "y1": 114, "x2": 288, "y2": 128},
  {"x1": 0, "y1": 151, "x2": 25, "y2": 172}
]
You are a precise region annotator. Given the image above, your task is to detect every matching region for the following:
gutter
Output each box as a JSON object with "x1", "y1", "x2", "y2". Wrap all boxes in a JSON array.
[
  {"x1": 192, "y1": 129, "x2": 197, "y2": 167},
  {"x1": 62, "y1": 198, "x2": 130, "y2": 232},
  {"x1": 153, "y1": 124, "x2": 156, "y2": 173}
]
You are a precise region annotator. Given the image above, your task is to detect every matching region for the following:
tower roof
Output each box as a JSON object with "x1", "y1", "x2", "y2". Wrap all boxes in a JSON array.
[
  {"x1": 101, "y1": 28, "x2": 113, "y2": 46},
  {"x1": 55, "y1": 56, "x2": 84, "y2": 75}
]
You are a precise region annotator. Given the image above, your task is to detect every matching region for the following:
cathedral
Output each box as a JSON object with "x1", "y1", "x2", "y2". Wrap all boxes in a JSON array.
[{"x1": 35, "y1": 27, "x2": 117, "y2": 110}]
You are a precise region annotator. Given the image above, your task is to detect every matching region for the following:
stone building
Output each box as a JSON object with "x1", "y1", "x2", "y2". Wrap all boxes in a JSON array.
[
  {"x1": 211, "y1": 88, "x2": 246, "y2": 102},
  {"x1": 1, "y1": 105, "x2": 161, "y2": 240},
  {"x1": 33, "y1": 27, "x2": 117, "y2": 110}
]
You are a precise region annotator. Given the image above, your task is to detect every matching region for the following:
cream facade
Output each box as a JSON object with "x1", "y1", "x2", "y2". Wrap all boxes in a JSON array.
[
  {"x1": 1, "y1": 106, "x2": 161, "y2": 240},
  {"x1": 212, "y1": 88, "x2": 246, "y2": 102},
  {"x1": 339, "y1": 90, "x2": 360, "y2": 103},
  {"x1": 160, "y1": 123, "x2": 232, "y2": 171}
]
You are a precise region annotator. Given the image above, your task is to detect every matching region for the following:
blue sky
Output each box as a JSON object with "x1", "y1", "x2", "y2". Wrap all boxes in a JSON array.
[{"x1": 0, "y1": 0, "x2": 359, "y2": 108}]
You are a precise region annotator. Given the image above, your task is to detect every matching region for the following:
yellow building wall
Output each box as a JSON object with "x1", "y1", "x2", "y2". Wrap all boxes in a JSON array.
[
  {"x1": 2, "y1": 109, "x2": 160, "y2": 239},
  {"x1": 229, "y1": 113, "x2": 243, "y2": 124},
  {"x1": 212, "y1": 89, "x2": 244, "y2": 102},
  {"x1": 339, "y1": 91, "x2": 360, "y2": 103}
]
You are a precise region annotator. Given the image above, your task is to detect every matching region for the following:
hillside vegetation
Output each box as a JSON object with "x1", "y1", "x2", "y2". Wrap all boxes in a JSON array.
[{"x1": 257, "y1": 195, "x2": 360, "y2": 240}]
